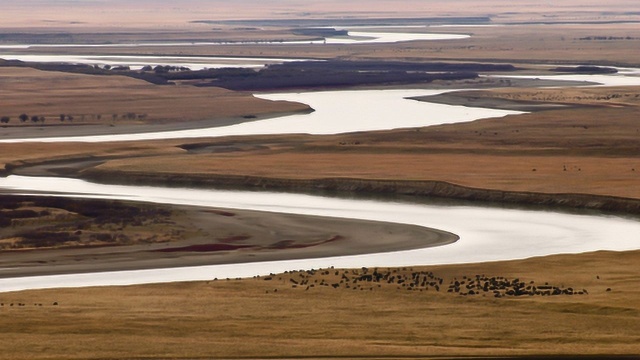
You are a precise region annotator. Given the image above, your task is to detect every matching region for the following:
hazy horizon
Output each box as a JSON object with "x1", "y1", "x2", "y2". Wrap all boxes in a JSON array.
[{"x1": 3, "y1": 0, "x2": 639, "y2": 30}]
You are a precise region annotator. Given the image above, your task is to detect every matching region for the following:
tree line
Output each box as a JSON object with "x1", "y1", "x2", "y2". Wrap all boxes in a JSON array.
[{"x1": 0, "y1": 113, "x2": 148, "y2": 125}]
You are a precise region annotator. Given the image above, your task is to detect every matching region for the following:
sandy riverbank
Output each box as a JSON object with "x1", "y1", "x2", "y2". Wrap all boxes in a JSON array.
[{"x1": 0, "y1": 196, "x2": 457, "y2": 279}]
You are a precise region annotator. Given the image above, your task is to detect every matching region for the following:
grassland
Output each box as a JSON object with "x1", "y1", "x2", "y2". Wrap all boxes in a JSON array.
[
  {"x1": 2, "y1": 86, "x2": 640, "y2": 215},
  {"x1": 0, "y1": 67, "x2": 309, "y2": 129},
  {"x1": 1, "y1": 1, "x2": 640, "y2": 358},
  {"x1": 25, "y1": 93, "x2": 635, "y2": 203},
  {"x1": 1, "y1": 250, "x2": 639, "y2": 359},
  {"x1": 425, "y1": 86, "x2": 640, "y2": 109}
]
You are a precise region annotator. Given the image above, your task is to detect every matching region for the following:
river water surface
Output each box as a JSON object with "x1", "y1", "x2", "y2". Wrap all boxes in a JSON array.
[
  {"x1": 0, "y1": 58, "x2": 639, "y2": 292},
  {"x1": 0, "y1": 89, "x2": 522, "y2": 143},
  {"x1": 1, "y1": 175, "x2": 639, "y2": 292}
]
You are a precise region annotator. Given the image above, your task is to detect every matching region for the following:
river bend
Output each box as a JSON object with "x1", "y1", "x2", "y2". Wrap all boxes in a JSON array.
[
  {"x1": 0, "y1": 175, "x2": 639, "y2": 292},
  {"x1": 0, "y1": 66, "x2": 639, "y2": 292}
]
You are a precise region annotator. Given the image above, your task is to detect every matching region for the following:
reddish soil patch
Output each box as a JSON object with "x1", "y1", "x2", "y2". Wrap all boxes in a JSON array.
[{"x1": 268, "y1": 235, "x2": 343, "y2": 249}]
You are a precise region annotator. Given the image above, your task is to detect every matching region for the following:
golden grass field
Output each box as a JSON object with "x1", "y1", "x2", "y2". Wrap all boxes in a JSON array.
[
  {"x1": 2, "y1": 1, "x2": 640, "y2": 358},
  {"x1": 1, "y1": 250, "x2": 639, "y2": 359},
  {"x1": 56, "y1": 99, "x2": 639, "y2": 201},
  {"x1": 450, "y1": 86, "x2": 640, "y2": 107},
  {"x1": 0, "y1": 67, "x2": 309, "y2": 126},
  {"x1": 1, "y1": 83, "x2": 639, "y2": 358}
]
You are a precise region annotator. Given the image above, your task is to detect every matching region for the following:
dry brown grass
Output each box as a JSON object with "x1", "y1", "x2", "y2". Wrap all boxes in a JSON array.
[
  {"x1": 96, "y1": 152, "x2": 640, "y2": 198},
  {"x1": 0, "y1": 67, "x2": 309, "y2": 126},
  {"x1": 1, "y1": 3, "x2": 639, "y2": 359},
  {"x1": 0, "y1": 140, "x2": 184, "y2": 171},
  {"x1": 1, "y1": 250, "x2": 638, "y2": 359},
  {"x1": 1, "y1": 86, "x2": 639, "y2": 201},
  {"x1": 453, "y1": 86, "x2": 640, "y2": 107},
  {"x1": 80, "y1": 103, "x2": 640, "y2": 200}
]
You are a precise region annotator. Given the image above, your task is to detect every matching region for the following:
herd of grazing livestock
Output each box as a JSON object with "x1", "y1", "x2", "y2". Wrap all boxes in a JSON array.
[{"x1": 259, "y1": 266, "x2": 588, "y2": 297}]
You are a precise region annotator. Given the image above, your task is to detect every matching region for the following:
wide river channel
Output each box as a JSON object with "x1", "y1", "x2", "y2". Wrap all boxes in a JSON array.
[{"x1": 1, "y1": 47, "x2": 640, "y2": 292}]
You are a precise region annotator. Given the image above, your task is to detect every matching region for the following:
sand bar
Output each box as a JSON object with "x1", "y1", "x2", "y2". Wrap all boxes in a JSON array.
[{"x1": 0, "y1": 198, "x2": 457, "y2": 279}]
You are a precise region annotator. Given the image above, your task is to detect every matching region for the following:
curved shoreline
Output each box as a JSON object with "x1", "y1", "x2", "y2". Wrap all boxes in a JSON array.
[
  {"x1": 1, "y1": 68, "x2": 639, "y2": 285},
  {"x1": 0, "y1": 110, "x2": 312, "y2": 142},
  {"x1": 2, "y1": 173, "x2": 640, "y2": 293},
  {"x1": 0, "y1": 195, "x2": 458, "y2": 280},
  {"x1": 8, "y1": 152, "x2": 640, "y2": 215},
  {"x1": 10, "y1": 152, "x2": 640, "y2": 215},
  {"x1": 80, "y1": 170, "x2": 640, "y2": 215}
]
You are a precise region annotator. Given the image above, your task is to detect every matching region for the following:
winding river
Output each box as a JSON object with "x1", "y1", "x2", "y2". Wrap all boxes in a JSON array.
[
  {"x1": 1, "y1": 175, "x2": 639, "y2": 292},
  {"x1": 0, "y1": 29, "x2": 468, "y2": 70},
  {"x1": 1, "y1": 39, "x2": 639, "y2": 292},
  {"x1": 0, "y1": 89, "x2": 522, "y2": 143}
]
